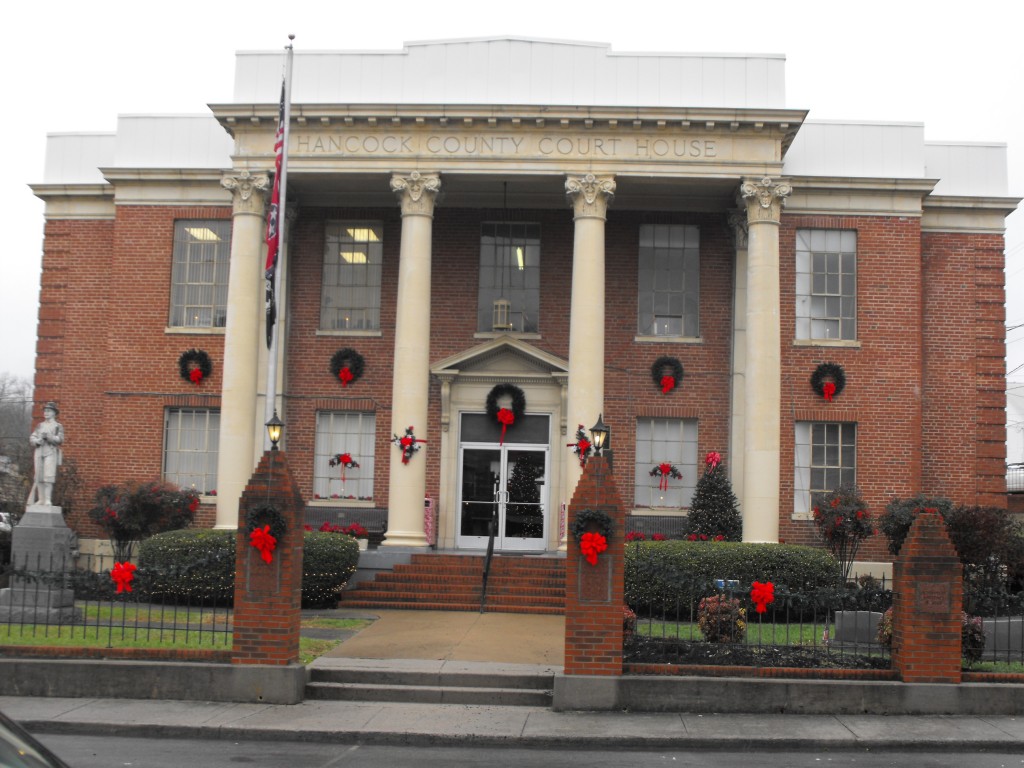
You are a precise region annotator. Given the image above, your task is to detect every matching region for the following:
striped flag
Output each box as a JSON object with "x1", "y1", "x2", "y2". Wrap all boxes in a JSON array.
[{"x1": 264, "y1": 81, "x2": 286, "y2": 348}]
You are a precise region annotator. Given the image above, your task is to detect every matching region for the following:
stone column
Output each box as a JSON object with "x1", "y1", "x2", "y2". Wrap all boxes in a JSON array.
[
  {"x1": 727, "y1": 210, "x2": 749, "y2": 510},
  {"x1": 216, "y1": 172, "x2": 269, "y2": 529},
  {"x1": 565, "y1": 174, "x2": 615, "y2": 500},
  {"x1": 738, "y1": 177, "x2": 790, "y2": 543},
  {"x1": 383, "y1": 172, "x2": 441, "y2": 549}
]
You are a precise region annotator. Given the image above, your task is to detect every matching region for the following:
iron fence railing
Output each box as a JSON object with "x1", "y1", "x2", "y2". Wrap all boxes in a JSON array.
[{"x1": 0, "y1": 552, "x2": 232, "y2": 649}]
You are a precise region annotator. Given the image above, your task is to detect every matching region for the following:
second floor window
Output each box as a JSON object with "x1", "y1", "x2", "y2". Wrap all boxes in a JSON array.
[
  {"x1": 169, "y1": 220, "x2": 230, "y2": 328},
  {"x1": 477, "y1": 222, "x2": 540, "y2": 333},
  {"x1": 796, "y1": 229, "x2": 857, "y2": 341},
  {"x1": 321, "y1": 222, "x2": 383, "y2": 331},
  {"x1": 637, "y1": 224, "x2": 699, "y2": 337}
]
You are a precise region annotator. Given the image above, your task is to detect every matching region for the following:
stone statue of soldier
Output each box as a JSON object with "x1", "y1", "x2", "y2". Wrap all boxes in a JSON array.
[{"x1": 26, "y1": 401, "x2": 64, "y2": 507}]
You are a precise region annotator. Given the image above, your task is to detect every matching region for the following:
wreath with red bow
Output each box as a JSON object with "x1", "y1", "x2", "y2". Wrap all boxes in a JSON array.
[
  {"x1": 485, "y1": 383, "x2": 526, "y2": 445},
  {"x1": 330, "y1": 348, "x2": 366, "y2": 388},
  {"x1": 245, "y1": 503, "x2": 286, "y2": 564},
  {"x1": 570, "y1": 509, "x2": 613, "y2": 566},
  {"x1": 650, "y1": 356, "x2": 684, "y2": 395},
  {"x1": 810, "y1": 362, "x2": 846, "y2": 402},
  {"x1": 178, "y1": 349, "x2": 213, "y2": 386}
]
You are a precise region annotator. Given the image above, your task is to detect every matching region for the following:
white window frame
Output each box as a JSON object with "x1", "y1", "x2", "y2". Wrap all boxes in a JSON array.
[
  {"x1": 163, "y1": 408, "x2": 220, "y2": 495},
  {"x1": 314, "y1": 411, "x2": 376, "y2": 502},
  {"x1": 477, "y1": 222, "x2": 541, "y2": 333},
  {"x1": 637, "y1": 224, "x2": 700, "y2": 338},
  {"x1": 320, "y1": 222, "x2": 384, "y2": 331},
  {"x1": 794, "y1": 421, "x2": 857, "y2": 517},
  {"x1": 795, "y1": 229, "x2": 857, "y2": 341},
  {"x1": 169, "y1": 220, "x2": 231, "y2": 328},
  {"x1": 633, "y1": 418, "x2": 698, "y2": 509}
]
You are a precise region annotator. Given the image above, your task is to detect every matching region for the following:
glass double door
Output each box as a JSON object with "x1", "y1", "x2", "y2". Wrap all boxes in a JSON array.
[{"x1": 458, "y1": 443, "x2": 549, "y2": 551}]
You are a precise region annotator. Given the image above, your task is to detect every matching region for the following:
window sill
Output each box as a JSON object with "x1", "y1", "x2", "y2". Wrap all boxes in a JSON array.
[
  {"x1": 165, "y1": 327, "x2": 226, "y2": 335},
  {"x1": 316, "y1": 330, "x2": 383, "y2": 338},
  {"x1": 630, "y1": 507, "x2": 689, "y2": 516},
  {"x1": 793, "y1": 339, "x2": 861, "y2": 348},
  {"x1": 791, "y1": 511, "x2": 814, "y2": 522},
  {"x1": 310, "y1": 498, "x2": 376, "y2": 507},
  {"x1": 634, "y1": 335, "x2": 702, "y2": 344},
  {"x1": 473, "y1": 331, "x2": 542, "y2": 341}
]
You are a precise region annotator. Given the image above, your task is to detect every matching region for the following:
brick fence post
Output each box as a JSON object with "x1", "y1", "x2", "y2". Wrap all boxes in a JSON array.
[
  {"x1": 892, "y1": 509, "x2": 963, "y2": 683},
  {"x1": 232, "y1": 449, "x2": 305, "y2": 669},
  {"x1": 564, "y1": 455, "x2": 625, "y2": 676}
]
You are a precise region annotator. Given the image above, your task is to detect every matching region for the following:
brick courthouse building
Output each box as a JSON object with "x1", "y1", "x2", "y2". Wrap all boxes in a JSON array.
[{"x1": 30, "y1": 38, "x2": 1017, "y2": 566}]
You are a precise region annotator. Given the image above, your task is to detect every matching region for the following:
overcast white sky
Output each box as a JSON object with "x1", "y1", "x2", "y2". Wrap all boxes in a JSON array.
[{"x1": 5, "y1": 0, "x2": 1022, "y2": 390}]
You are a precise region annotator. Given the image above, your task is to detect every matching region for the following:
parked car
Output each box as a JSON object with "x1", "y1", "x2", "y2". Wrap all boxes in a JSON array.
[{"x1": 0, "y1": 709, "x2": 72, "y2": 767}]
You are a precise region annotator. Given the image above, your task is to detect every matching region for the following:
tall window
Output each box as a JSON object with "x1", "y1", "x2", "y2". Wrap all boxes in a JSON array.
[
  {"x1": 314, "y1": 411, "x2": 376, "y2": 501},
  {"x1": 321, "y1": 223, "x2": 383, "y2": 331},
  {"x1": 163, "y1": 408, "x2": 219, "y2": 494},
  {"x1": 794, "y1": 422, "x2": 856, "y2": 515},
  {"x1": 169, "y1": 220, "x2": 231, "y2": 328},
  {"x1": 633, "y1": 418, "x2": 698, "y2": 508},
  {"x1": 637, "y1": 224, "x2": 699, "y2": 337},
  {"x1": 795, "y1": 229, "x2": 857, "y2": 341},
  {"x1": 477, "y1": 222, "x2": 540, "y2": 333}
]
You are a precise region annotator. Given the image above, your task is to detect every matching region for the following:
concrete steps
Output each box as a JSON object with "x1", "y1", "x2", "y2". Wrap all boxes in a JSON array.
[
  {"x1": 341, "y1": 554, "x2": 566, "y2": 615},
  {"x1": 306, "y1": 665, "x2": 554, "y2": 707}
]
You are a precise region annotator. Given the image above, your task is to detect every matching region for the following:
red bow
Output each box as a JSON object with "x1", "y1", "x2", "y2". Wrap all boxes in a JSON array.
[
  {"x1": 497, "y1": 408, "x2": 514, "y2": 445},
  {"x1": 338, "y1": 367, "x2": 353, "y2": 387},
  {"x1": 751, "y1": 581, "x2": 775, "y2": 614},
  {"x1": 189, "y1": 368, "x2": 203, "y2": 385},
  {"x1": 705, "y1": 452, "x2": 721, "y2": 470},
  {"x1": 579, "y1": 532, "x2": 608, "y2": 566},
  {"x1": 660, "y1": 375, "x2": 675, "y2": 394},
  {"x1": 110, "y1": 562, "x2": 137, "y2": 593},
  {"x1": 249, "y1": 525, "x2": 278, "y2": 564},
  {"x1": 822, "y1": 381, "x2": 836, "y2": 402},
  {"x1": 658, "y1": 462, "x2": 672, "y2": 491}
]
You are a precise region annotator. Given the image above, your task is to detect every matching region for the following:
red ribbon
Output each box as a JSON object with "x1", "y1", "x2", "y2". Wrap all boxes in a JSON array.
[
  {"x1": 497, "y1": 408, "x2": 514, "y2": 445},
  {"x1": 658, "y1": 462, "x2": 672, "y2": 491},
  {"x1": 660, "y1": 375, "x2": 674, "y2": 394},
  {"x1": 579, "y1": 532, "x2": 608, "y2": 566},
  {"x1": 110, "y1": 562, "x2": 137, "y2": 593},
  {"x1": 338, "y1": 367, "x2": 353, "y2": 387},
  {"x1": 189, "y1": 368, "x2": 203, "y2": 385},
  {"x1": 249, "y1": 525, "x2": 278, "y2": 564},
  {"x1": 822, "y1": 381, "x2": 836, "y2": 402},
  {"x1": 705, "y1": 451, "x2": 721, "y2": 470},
  {"x1": 751, "y1": 581, "x2": 776, "y2": 614}
]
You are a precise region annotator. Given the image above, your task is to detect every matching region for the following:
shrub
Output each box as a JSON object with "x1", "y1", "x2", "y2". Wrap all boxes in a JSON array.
[
  {"x1": 624, "y1": 540, "x2": 840, "y2": 614},
  {"x1": 878, "y1": 495, "x2": 955, "y2": 556},
  {"x1": 877, "y1": 607, "x2": 986, "y2": 662},
  {"x1": 811, "y1": 485, "x2": 873, "y2": 583},
  {"x1": 697, "y1": 595, "x2": 746, "y2": 643},
  {"x1": 302, "y1": 531, "x2": 360, "y2": 608},
  {"x1": 89, "y1": 481, "x2": 199, "y2": 562},
  {"x1": 685, "y1": 454, "x2": 742, "y2": 542}
]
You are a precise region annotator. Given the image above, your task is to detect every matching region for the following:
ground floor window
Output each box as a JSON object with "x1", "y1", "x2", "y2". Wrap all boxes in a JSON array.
[
  {"x1": 314, "y1": 411, "x2": 375, "y2": 501},
  {"x1": 794, "y1": 421, "x2": 857, "y2": 515},
  {"x1": 163, "y1": 408, "x2": 219, "y2": 495},
  {"x1": 633, "y1": 418, "x2": 698, "y2": 508}
]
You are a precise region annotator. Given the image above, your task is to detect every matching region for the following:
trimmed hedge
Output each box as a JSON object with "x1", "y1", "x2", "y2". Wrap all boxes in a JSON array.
[
  {"x1": 625, "y1": 540, "x2": 841, "y2": 613},
  {"x1": 137, "y1": 528, "x2": 360, "y2": 607}
]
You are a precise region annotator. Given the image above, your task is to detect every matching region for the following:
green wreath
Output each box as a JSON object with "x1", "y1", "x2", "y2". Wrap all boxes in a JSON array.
[
  {"x1": 330, "y1": 348, "x2": 366, "y2": 387},
  {"x1": 485, "y1": 383, "x2": 527, "y2": 422},
  {"x1": 245, "y1": 503, "x2": 287, "y2": 541},
  {"x1": 178, "y1": 349, "x2": 213, "y2": 385},
  {"x1": 810, "y1": 362, "x2": 846, "y2": 401},
  {"x1": 570, "y1": 508, "x2": 613, "y2": 544},
  {"x1": 650, "y1": 356, "x2": 684, "y2": 394}
]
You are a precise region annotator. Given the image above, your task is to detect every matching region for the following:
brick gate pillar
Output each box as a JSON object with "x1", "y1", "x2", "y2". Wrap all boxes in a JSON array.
[{"x1": 892, "y1": 509, "x2": 963, "y2": 683}]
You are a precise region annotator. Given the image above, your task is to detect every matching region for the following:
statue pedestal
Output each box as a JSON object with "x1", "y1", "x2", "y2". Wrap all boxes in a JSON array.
[{"x1": 0, "y1": 505, "x2": 78, "y2": 622}]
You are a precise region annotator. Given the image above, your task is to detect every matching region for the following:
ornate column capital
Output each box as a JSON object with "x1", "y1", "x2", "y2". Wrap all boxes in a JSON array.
[
  {"x1": 727, "y1": 208, "x2": 749, "y2": 250},
  {"x1": 391, "y1": 171, "x2": 441, "y2": 217},
  {"x1": 220, "y1": 171, "x2": 270, "y2": 215},
  {"x1": 565, "y1": 174, "x2": 616, "y2": 220},
  {"x1": 738, "y1": 177, "x2": 792, "y2": 224}
]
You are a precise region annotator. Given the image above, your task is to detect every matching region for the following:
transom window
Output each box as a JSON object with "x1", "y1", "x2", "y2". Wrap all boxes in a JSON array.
[
  {"x1": 314, "y1": 411, "x2": 376, "y2": 501},
  {"x1": 633, "y1": 418, "x2": 698, "y2": 508},
  {"x1": 163, "y1": 408, "x2": 219, "y2": 495},
  {"x1": 794, "y1": 422, "x2": 856, "y2": 515},
  {"x1": 169, "y1": 220, "x2": 231, "y2": 328},
  {"x1": 795, "y1": 229, "x2": 857, "y2": 341},
  {"x1": 637, "y1": 224, "x2": 700, "y2": 337},
  {"x1": 321, "y1": 223, "x2": 383, "y2": 331},
  {"x1": 477, "y1": 222, "x2": 540, "y2": 333}
]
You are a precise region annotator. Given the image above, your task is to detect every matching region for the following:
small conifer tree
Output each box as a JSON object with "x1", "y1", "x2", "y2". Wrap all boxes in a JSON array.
[{"x1": 685, "y1": 452, "x2": 742, "y2": 541}]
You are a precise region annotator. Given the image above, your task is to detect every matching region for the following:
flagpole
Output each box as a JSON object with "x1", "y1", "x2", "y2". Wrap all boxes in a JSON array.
[{"x1": 264, "y1": 35, "x2": 294, "y2": 448}]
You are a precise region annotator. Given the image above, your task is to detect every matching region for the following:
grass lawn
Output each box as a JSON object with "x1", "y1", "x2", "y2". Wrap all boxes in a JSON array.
[{"x1": 637, "y1": 618, "x2": 835, "y2": 646}]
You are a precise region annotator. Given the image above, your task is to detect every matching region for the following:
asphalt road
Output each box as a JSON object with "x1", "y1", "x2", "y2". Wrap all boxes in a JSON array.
[{"x1": 35, "y1": 734, "x2": 1024, "y2": 768}]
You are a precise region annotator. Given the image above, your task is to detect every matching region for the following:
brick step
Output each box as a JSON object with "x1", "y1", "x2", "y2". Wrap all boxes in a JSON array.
[
  {"x1": 407, "y1": 556, "x2": 564, "y2": 572},
  {"x1": 393, "y1": 562, "x2": 565, "y2": 577},
  {"x1": 354, "y1": 582, "x2": 565, "y2": 598},
  {"x1": 342, "y1": 590, "x2": 565, "y2": 608},
  {"x1": 337, "y1": 599, "x2": 564, "y2": 615},
  {"x1": 374, "y1": 573, "x2": 564, "y2": 588},
  {"x1": 305, "y1": 681, "x2": 552, "y2": 706}
]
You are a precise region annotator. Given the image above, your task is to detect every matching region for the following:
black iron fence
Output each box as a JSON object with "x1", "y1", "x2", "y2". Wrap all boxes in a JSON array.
[{"x1": 0, "y1": 552, "x2": 232, "y2": 650}]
